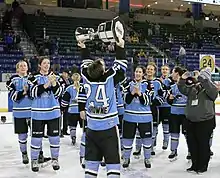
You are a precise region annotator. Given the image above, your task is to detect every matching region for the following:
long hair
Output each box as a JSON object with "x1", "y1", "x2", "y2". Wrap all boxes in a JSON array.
[
  {"x1": 16, "y1": 60, "x2": 29, "y2": 73},
  {"x1": 72, "y1": 73, "x2": 81, "y2": 92}
]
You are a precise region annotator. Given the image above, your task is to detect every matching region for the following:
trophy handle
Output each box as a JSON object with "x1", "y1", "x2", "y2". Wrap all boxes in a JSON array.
[{"x1": 112, "y1": 16, "x2": 125, "y2": 43}]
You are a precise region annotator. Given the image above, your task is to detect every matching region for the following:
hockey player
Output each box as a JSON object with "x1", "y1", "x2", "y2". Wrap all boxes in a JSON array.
[
  {"x1": 144, "y1": 62, "x2": 165, "y2": 155},
  {"x1": 61, "y1": 72, "x2": 83, "y2": 145},
  {"x1": 78, "y1": 37, "x2": 127, "y2": 178},
  {"x1": 122, "y1": 66, "x2": 153, "y2": 168},
  {"x1": 167, "y1": 66, "x2": 188, "y2": 161},
  {"x1": 158, "y1": 65, "x2": 172, "y2": 150},
  {"x1": 29, "y1": 57, "x2": 63, "y2": 172},
  {"x1": 6, "y1": 60, "x2": 32, "y2": 165},
  {"x1": 78, "y1": 84, "x2": 87, "y2": 169},
  {"x1": 115, "y1": 83, "x2": 125, "y2": 150}
]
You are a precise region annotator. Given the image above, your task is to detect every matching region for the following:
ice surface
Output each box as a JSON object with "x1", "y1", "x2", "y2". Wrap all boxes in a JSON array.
[{"x1": 0, "y1": 106, "x2": 220, "y2": 178}]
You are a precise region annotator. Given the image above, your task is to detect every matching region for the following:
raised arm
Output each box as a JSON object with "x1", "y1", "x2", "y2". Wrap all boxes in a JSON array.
[
  {"x1": 198, "y1": 76, "x2": 218, "y2": 101},
  {"x1": 79, "y1": 42, "x2": 93, "y2": 71},
  {"x1": 113, "y1": 39, "x2": 128, "y2": 86}
]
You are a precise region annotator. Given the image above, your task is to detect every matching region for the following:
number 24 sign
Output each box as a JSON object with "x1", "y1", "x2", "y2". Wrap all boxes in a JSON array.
[{"x1": 199, "y1": 54, "x2": 215, "y2": 73}]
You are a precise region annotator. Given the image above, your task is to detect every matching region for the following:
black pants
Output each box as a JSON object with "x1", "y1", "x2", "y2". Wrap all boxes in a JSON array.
[
  {"x1": 186, "y1": 118, "x2": 215, "y2": 171},
  {"x1": 85, "y1": 126, "x2": 120, "y2": 164},
  {"x1": 32, "y1": 118, "x2": 60, "y2": 137},
  {"x1": 169, "y1": 114, "x2": 187, "y2": 134},
  {"x1": 62, "y1": 111, "x2": 68, "y2": 133},
  {"x1": 159, "y1": 107, "x2": 171, "y2": 125},
  {"x1": 68, "y1": 113, "x2": 83, "y2": 128},
  {"x1": 123, "y1": 120, "x2": 152, "y2": 139}
]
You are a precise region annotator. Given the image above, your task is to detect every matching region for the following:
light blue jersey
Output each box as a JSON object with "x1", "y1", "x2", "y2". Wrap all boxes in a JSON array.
[
  {"x1": 159, "y1": 77, "x2": 172, "y2": 107},
  {"x1": 61, "y1": 84, "x2": 79, "y2": 114},
  {"x1": 169, "y1": 83, "x2": 187, "y2": 115},
  {"x1": 6, "y1": 75, "x2": 32, "y2": 118},
  {"x1": 29, "y1": 73, "x2": 62, "y2": 120},
  {"x1": 124, "y1": 80, "x2": 152, "y2": 123},
  {"x1": 115, "y1": 84, "x2": 124, "y2": 116},
  {"x1": 81, "y1": 48, "x2": 127, "y2": 131}
]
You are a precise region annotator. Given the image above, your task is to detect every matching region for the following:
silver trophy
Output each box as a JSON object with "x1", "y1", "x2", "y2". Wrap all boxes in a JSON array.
[{"x1": 75, "y1": 16, "x2": 125, "y2": 43}]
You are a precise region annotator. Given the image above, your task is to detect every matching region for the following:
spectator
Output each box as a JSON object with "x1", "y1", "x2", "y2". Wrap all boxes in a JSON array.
[
  {"x1": 168, "y1": 33, "x2": 174, "y2": 49},
  {"x1": 208, "y1": 11, "x2": 215, "y2": 20},
  {"x1": 131, "y1": 34, "x2": 139, "y2": 43},
  {"x1": 125, "y1": 34, "x2": 131, "y2": 42},
  {"x1": 52, "y1": 53, "x2": 61, "y2": 73},
  {"x1": 138, "y1": 49, "x2": 147, "y2": 58},
  {"x1": 4, "y1": 33, "x2": 13, "y2": 51},
  {"x1": 178, "y1": 68, "x2": 218, "y2": 173},
  {"x1": 197, "y1": 35, "x2": 203, "y2": 49},
  {"x1": 178, "y1": 45, "x2": 186, "y2": 66},
  {"x1": 29, "y1": 55, "x2": 39, "y2": 74},
  {"x1": 13, "y1": 32, "x2": 21, "y2": 49},
  {"x1": 40, "y1": 9, "x2": 46, "y2": 17},
  {"x1": 101, "y1": 42, "x2": 106, "y2": 52},
  {"x1": 148, "y1": 24, "x2": 153, "y2": 37},
  {"x1": 186, "y1": 35, "x2": 191, "y2": 48},
  {"x1": 154, "y1": 23, "x2": 160, "y2": 36},
  {"x1": 186, "y1": 8, "x2": 192, "y2": 18},
  {"x1": 107, "y1": 42, "x2": 115, "y2": 53},
  {"x1": 12, "y1": 0, "x2": 19, "y2": 10},
  {"x1": 191, "y1": 32, "x2": 198, "y2": 49}
]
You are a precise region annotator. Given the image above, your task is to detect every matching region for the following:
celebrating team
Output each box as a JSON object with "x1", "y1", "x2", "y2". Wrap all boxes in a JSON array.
[{"x1": 6, "y1": 33, "x2": 219, "y2": 178}]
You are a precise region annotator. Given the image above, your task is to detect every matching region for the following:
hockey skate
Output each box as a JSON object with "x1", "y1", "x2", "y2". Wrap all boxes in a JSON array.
[
  {"x1": 31, "y1": 160, "x2": 39, "y2": 172},
  {"x1": 38, "y1": 151, "x2": 51, "y2": 164},
  {"x1": 122, "y1": 158, "x2": 130, "y2": 168},
  {"x1": 144, "y1": 159, "x2": 151, "y2": 168},
  {"x1": 60, "y1": 131, "x2": 64, "y2": 138},
  {"x1": 186, "y1": 152, "x2": 191, "y2": 160},
  {"x1": 22, "y1": 152, "x2": 29, "y2": 164},
  {"x1": 133, "y1": 148, "x2": 141, "y2": 159},
  {"x1": 80, "y1": 157, "x2": 85, "y2": 169},
  {"x1": 151, "y1": 147, "x2": 156, "y2": 156},
  {"x1": 186, "y1": 166, "x2": 197, "y2": 173},
  {"x1": 168, "y1": 150, "x2": 177, "y2": 162},
  {"x1": 71, "y1": 136, "x2": 76, "y2": 145},
  {"x1": 52, "y1": 158, "x2": 60, "y2": 171},
  {"x1": 162, "y1": 141, "x2": 168, "y2": 150}
]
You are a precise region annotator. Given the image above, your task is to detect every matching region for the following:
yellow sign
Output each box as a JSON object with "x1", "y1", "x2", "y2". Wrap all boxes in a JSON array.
[
  {"x1": 199, "y1": 54, "x2": 215, "y2": 73},
  {"x1": 5, "y1": 0, "x2": 13, "y2": 4}
]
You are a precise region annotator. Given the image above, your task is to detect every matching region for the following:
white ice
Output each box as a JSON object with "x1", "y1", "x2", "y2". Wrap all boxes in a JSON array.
[{"x1": 0, "y1": 106, "x2": 220, "y2": 178}]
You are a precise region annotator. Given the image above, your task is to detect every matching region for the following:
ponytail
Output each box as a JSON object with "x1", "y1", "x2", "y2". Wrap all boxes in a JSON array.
[{"x1": 72, "y1": 73, "x2": 81, "y2": 92}]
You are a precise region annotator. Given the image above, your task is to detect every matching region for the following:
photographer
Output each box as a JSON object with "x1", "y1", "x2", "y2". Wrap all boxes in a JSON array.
[{"x1": 177, "y1": 67, "x2": 218, "y2": 173}]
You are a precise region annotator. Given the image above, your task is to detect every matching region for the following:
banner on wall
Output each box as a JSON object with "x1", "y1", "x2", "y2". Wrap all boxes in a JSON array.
[{"x1": 199, "y1": 54, "x2": 215, "y2": 73}]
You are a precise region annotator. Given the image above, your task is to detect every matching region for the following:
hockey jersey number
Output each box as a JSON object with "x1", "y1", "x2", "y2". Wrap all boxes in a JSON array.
[{"x1": 84, "y1": 84, "x2": 109, "y2": 107}]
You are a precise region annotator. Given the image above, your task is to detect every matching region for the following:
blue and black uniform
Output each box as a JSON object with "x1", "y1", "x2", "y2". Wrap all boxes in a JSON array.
[
  {"x1": 6, "y1": 75, "x2": 32, "y2": 155},
  {"x1": 122, "y1": 79, "x2": 153, "y2": 167},
  {"x1": 79, "y1": 44, "x2": 127, "y2": 178},
  {"x1": 29, "y1": 72, "x2": 62, "y2": 163},
  {"x1": 61, "y1": 84, "x2": 82, "y2": 141},
  {"x1": 167, "y1": 83, "x2": 187, "y2": 154}
]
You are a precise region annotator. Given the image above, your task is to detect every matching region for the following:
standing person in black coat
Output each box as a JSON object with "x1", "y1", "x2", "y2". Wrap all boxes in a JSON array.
[
  {"x1": 59, "y1": 69, "x2": 72, "y2": 136},
  {"x1": 177, "y1": 67, "x2": 218, "y2": 173}
]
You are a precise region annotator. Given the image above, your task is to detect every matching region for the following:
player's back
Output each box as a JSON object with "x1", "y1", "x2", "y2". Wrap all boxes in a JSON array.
[{"x1": 84, "y1": 76, "x2": 118, "y2": 131}]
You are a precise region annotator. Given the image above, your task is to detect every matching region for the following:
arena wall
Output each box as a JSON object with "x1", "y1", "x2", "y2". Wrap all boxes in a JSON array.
[{"x1": 19, "y1": 4, "x2": 220, "y2": 28}]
